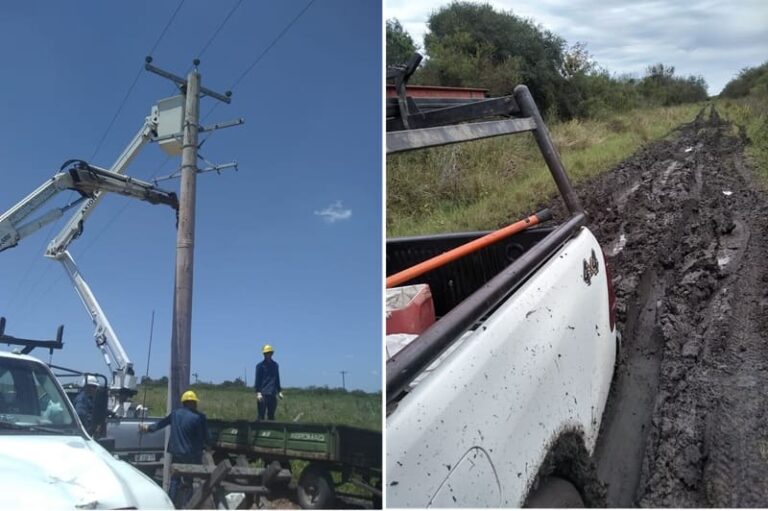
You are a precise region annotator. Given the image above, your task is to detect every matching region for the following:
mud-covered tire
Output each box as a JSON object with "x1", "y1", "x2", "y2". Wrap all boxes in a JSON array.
[
  {"x1": 524, "y1": 476, "x2": 584, "y2": 508},
  {"x1": 297, "y1": 464, "x2": 335, "y2": 509}
]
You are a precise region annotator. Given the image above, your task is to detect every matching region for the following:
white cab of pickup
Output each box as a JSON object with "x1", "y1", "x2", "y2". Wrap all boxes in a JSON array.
[
  {"x1": 0, "y1": 350, "x2": 173, "y2": 509},
  {"x1": 387, "y1": 227, "x2": 617, "y2": 507}
]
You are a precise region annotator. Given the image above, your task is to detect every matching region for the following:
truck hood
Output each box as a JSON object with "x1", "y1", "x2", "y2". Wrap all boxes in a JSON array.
[{"x1": 0, "y1": 435, "x2": 173, "y2": 509}]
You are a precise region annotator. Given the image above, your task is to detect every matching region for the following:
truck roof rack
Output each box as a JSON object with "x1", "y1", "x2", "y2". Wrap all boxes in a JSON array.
[
  {"x1": 0, "y1": 316, "x2": 64, "y2": 356},
  {"x1": 386, "y1": 54, "x2": 587, "y2": 405}
]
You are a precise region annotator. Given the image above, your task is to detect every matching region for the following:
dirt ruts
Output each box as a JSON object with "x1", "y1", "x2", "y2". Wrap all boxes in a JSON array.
[{"x1": 553, "y1": 107, "x2": 768, "y2": 507}]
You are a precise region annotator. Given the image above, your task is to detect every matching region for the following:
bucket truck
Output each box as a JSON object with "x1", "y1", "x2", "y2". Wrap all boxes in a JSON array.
[
  {"x1": 0, "y1": 110, "x2": 177, "y2": 418},
  {"x1": 44, "y1": 109, "x2": 166, "y2": 417}
]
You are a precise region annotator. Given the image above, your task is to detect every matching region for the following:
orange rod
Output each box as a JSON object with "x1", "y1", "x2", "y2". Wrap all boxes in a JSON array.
[{"x1": 386, "y1": 209, "x2": 552, "y2": 288}]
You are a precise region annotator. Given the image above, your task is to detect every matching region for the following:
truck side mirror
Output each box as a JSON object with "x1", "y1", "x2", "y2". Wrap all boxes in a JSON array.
[{"x1": 97, "y1": 436, "x2": 116, "y2": 453}]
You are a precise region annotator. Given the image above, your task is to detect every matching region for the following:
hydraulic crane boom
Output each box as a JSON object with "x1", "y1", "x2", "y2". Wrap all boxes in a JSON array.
[
  {"x1": 0, "y1": 160, "x2": 177, "y2": 253},
  {"x1": 57, "y1": 250, "x2": 135, "y2": 396},
  {"x1": 47, "y1": 111, "x2": 160, "y2": 256},
  {"x1": 45, "y1": 112, "x2": 164, "y2": 416},
  {"x1": 0, "y1": 114, "x2": 177, "y2": 416}
]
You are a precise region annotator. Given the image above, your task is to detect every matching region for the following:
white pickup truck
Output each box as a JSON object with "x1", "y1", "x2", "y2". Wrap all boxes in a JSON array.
[
  {"x1": 0, "y1": 350, "x2": 173, "y2": 509},
  {"x1": 385, "y1": 79, "x2": 618, "y2": 507}
]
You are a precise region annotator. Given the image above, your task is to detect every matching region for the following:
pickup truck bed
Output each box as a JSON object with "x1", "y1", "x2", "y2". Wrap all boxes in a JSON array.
[
  {"x1": 388, "y1": 226, "x2": 554, "y2": 318},
  {"x1": 386, "y1": 226, "x2": 616, "y2": 506}
]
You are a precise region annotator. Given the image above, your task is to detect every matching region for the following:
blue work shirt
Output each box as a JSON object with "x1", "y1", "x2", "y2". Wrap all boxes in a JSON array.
[
  {"x1": 254, "y1": 358, "x2": 281, "y2": 396},
  {"x1": 73, "y1": 391, "x2": 94, "y2": 433},
  {"x1": 148, "y1": 406, "x2": 209, "y2": 463}
]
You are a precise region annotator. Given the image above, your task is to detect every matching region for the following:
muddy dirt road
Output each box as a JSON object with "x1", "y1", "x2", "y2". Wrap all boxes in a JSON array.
[{"x1": 559, "y1": 108, "x2": 768, "y2": 507}]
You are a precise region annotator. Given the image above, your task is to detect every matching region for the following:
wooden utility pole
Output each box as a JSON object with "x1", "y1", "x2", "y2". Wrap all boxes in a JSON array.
[
  {"x1": 144, "y1": 56, "x2": 235, "y2": 493},
  {"x1": 170, "y1": 66, "x2": 200, "y2": 410}
]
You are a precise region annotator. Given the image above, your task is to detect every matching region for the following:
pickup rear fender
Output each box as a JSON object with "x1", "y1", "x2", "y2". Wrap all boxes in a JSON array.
[{"x1": 386, "y1": 228, "x2": 616, "y2": 507}]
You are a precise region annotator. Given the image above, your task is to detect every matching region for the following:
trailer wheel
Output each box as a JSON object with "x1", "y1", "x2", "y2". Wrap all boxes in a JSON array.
[
  {"x1": 297, "y1": 464, "x2": 335, "y2": 509},
  {"x1": 524, "y1": 476, "x2": 584, "y2": 508}
]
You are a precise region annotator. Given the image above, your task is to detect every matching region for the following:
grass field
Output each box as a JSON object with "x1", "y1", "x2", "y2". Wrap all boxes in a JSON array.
[
  {"x1": 718, "y1": 96, "x2": 768, "y2": 183},
  {"x1": 136, "y1": 384, "x2": 381, "y2": 431},
  {"x1": 387, "y1": 102, "x2": 704, "y2": 236}
]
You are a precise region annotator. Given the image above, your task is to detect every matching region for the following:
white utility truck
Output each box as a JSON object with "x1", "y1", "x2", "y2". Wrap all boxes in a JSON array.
[
  {"x1": 0, "y1": 347, "x2": 173, "y2": 509},
  {"x1": 385, "y1": 68, "x2": 618, "y2": 507}
]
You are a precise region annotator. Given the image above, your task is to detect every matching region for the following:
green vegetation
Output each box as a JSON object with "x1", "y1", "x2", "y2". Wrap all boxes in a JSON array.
[
  {"x1": 386, "y1": 19, "x2": 417, "y2": 67},
  {"x1": 136, "y1": 383, "x2": 381, "y2": 431},
  {"x1": 386, "y1": 2, "x2": 708, "y2": 121},
  {"x1": 718, "y1": 62, "x2": 768, "y2": 183},
  {"x1": 721, "y1": 62, "x2": 768, "y2": 99},
  {"x1": 388, "y1": 103, "x2": 703, "y2": 236},
  {"x1": 386, "y1": 1, "x2": 717, "y2": 236}
]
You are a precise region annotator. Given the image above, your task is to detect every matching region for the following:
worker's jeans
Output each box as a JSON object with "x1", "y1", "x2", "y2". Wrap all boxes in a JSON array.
[
  {"x1": 257, "y1": 394, "x2": 278, "y2": 420},
  {"x1": 168, "y1": 454, "x2": 198, "y2": 507}
]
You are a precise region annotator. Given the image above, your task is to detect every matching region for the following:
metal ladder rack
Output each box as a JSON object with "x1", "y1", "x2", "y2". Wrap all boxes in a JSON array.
[{"x1": 386, "y1": 56, "x2": 588, "y2": 404}]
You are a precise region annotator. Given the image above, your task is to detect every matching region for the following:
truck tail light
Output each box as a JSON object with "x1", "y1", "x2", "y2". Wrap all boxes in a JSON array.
[{"x1": 601, "y1": 249, "x2": 617, "y2": 332}]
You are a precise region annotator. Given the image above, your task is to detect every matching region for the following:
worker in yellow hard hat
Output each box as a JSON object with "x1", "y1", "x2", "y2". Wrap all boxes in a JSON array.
[
  {"x1": 254, "y1": 344, "x2": 283, "y2": 420},
  {"x1": 140, "y1": 389, "x2": 209, "y2": 506}
]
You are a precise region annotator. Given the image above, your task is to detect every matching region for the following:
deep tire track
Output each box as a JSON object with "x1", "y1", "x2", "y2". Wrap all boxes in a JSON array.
[{"x1": 551, "y1": 107, "x2": 768, "y2": 507}]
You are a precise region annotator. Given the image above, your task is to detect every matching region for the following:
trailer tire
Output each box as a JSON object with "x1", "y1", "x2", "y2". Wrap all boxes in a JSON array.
[
  {"x1": 524, "y1": 476, "x2": 584, "y2": 508},
  {"x1": 297, "y1": 464, "x2": 335, "y2": 509}
]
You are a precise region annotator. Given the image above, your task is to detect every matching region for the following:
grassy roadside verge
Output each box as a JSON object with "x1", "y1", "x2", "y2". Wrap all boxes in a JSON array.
[
  {"x1": 137, "y1": 384, "x2": 381, "y2": 430},
  {"x1": 387, "y1": 103, "x2": 703, "y2": 236},
  {"x1": 717, "y1": 97, "x2": 768, "y2": 183}
]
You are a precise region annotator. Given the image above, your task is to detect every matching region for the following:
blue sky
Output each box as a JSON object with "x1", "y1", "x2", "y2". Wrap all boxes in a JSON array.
[{"x1": 0, "y1": 1, "x2": 382, "y2": 392}]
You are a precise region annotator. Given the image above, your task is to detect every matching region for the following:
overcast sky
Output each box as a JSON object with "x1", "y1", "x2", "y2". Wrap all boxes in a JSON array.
[{"x1": 386, "y1": 0, "x2": 768, "y2": 94}]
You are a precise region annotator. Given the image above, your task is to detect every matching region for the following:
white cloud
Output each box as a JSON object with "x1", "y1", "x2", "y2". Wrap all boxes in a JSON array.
[{"x1": 314, "y1": 200, "x2": 352, "y2": 224}]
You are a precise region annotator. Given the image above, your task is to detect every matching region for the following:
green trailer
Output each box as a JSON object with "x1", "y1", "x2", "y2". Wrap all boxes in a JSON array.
[{"x1": 207, "y1": 420, "x2": 381, "y2": 509}]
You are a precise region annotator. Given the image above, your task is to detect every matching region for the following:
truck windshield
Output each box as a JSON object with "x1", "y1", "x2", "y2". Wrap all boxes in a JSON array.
[{"x1": 0, "y1": 357, "x2": 78, "y2": 434}]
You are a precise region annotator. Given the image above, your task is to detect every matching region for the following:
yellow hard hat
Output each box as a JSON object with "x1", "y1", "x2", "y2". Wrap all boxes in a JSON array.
[
  {"x1": 262, "y1": 344, "x2": 274, "y2": 354},
  {"x1": 181, "y1": 390, "x2": 198, "y2": 403}
]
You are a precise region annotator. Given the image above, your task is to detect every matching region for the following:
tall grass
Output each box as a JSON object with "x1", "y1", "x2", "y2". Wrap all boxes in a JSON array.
[
  {"x1": 137, "y1": 384, "x2": 381, "y2": 431},
  {"x1": 717, "y1": 97, "x2": 768, "y2": 183},
  {"x1": 387, "y1": 103, "x2": 703, "y2": 236}
]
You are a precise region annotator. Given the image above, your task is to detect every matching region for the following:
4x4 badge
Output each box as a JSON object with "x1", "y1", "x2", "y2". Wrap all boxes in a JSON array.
[{"x1": 583, "y1": 249, "x2": 599, "y2": 285}]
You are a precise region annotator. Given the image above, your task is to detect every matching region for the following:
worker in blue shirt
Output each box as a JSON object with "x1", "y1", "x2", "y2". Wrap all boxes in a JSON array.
[
  {"x1": 73, "y1": 375, "x2": 99, "y2": 436},
  {"x1": 139, "y1": 390, "x2": 209, "y2": 506},
  {"x1": 254, "y1": 344, "x2": 283, "y2": 420}
]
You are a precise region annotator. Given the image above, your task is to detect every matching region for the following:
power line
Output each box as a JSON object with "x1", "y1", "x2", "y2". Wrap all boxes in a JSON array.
[
  {"x1": 90, "y1": 0, "x2": 187, "y2": 162},
  {"x1": 6, "y1": 3, "x2": 186, "y2": 313},
  {"x1": 63, "y1": 0, "x2": 316, "y2": 257},
  {"x1": 196, "y1": 0, "x2": 245, "y2": 59},
  {"x1": 148, "y1": 0, "x2": 188, "y2": 57},
  {"x1": 89, "y1": 68, "x2": 144, "y2": 161},
  {"x1": 201, "y1": 0, "x2": 317, "y2": 123},
  {"x1": 229, "y1": 0, "x2": 317, "y2": 90}
]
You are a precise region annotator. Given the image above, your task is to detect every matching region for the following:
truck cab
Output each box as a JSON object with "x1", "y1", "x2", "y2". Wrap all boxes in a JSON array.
[{"x1": 0, "y1": 350, "x2": 173, "y2": 509}]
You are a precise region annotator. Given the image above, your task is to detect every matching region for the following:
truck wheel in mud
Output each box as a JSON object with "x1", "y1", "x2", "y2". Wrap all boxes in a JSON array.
[
  {"x1": 524, "y1": 476, "x2": 585, "y2": 508},
  {"x1": 297, "y1": 463, "x2": 335, "y2": 509}
]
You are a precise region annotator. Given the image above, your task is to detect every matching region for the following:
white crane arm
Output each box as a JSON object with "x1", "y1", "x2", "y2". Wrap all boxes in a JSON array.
[
  {"x1": 0, "y1": 160, "x2": 177, "y2": 253},
  {"x1": 47, "y1": 112, "x2": 159, "y2": 257},
  {"x1": 57, "y1": 250, "x2": 135, "y2": 393}
]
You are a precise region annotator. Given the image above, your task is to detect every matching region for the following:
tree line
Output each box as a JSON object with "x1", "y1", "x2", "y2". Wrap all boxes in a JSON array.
[
  {"x1": 387, "y1": 2, "x2": 709, "y2": 121},
  {"x1": 721, "y1": 62, "x2": 768, "y2": 99}
]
